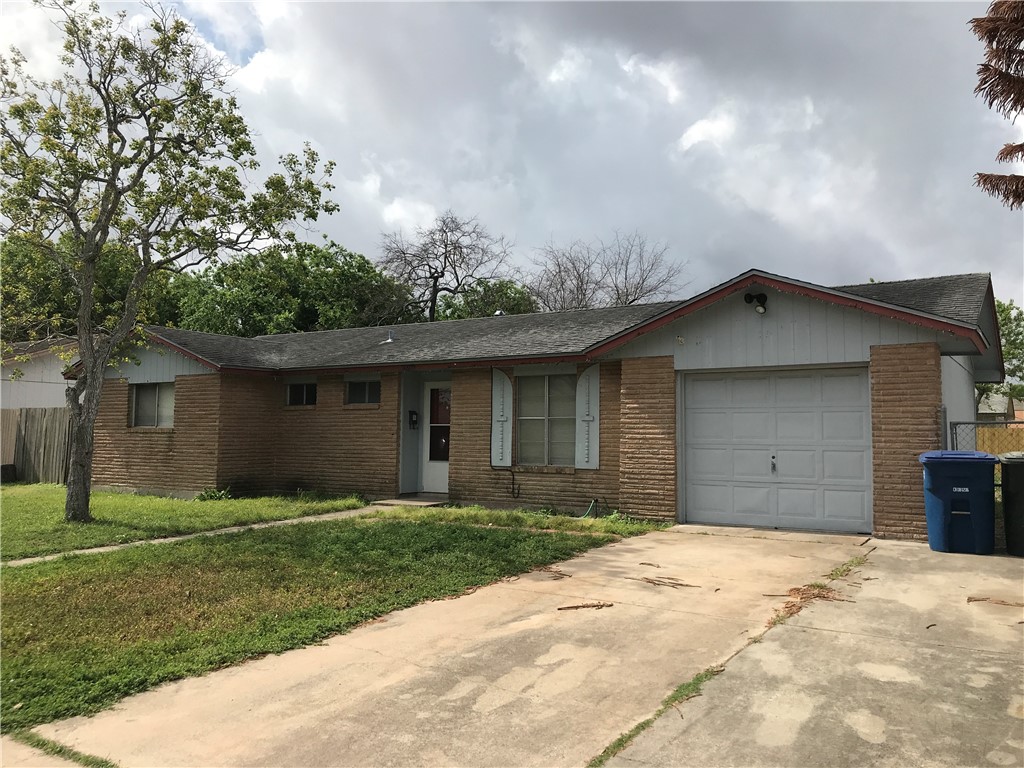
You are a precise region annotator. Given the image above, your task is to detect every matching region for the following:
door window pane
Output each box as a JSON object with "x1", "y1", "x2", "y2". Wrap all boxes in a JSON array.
[
  {"x1": 429, "y1": 426, "x2": 450, "y2": 461},
  {"x1": 430, "y1": 388, "x2": 451, "y2": 425}
]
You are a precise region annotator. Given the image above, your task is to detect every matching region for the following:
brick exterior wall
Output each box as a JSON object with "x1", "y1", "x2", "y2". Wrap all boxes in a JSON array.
[
  {"x1": 93, "y1": 375, "x2": 220, "y2": 496},
  {"x1": 94, "y1": 372, "x2": 401, "y2": 498},
  {"x1": 618, "y1": 356, "x2": 677, "y2": 521},
  {"x1": 870, "y1": 342, "x2": 942, "y2": 539},
  {"x1": 447, "y1": 363, "x2": 623, "y2": 512}
]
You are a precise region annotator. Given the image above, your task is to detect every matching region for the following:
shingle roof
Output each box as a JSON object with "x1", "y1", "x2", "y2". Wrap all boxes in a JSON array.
[
  {"x1": 146, "y1": 301, "x2": 678, "y2": 371},
  {"x1": 147, "y1": 271, "x2": 994, "y2": 373},
  {"x1": 834, "y1": 273, "x2": 990, "y2": 327}
]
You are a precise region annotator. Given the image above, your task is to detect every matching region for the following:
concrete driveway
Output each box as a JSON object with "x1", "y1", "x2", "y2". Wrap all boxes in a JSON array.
[
  {"x1": 610, "y1": 539, "x2": 1024, "y2": 768},
  {"x1": 32, "y1": 527, "x2": 867, "y2": 768}
]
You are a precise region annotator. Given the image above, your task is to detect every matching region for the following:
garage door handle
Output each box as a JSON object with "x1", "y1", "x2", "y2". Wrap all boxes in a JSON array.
[{"x1": 771, "y1": 456, "x2": 777, "y2": 473}]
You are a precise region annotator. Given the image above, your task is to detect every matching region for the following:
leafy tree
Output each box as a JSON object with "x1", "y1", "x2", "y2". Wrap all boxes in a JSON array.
[
  {"x1": 0, "y1": 1, "x2": 336, "y2": 522},
  {"x1": 175, "y1": 242, "x2": 421, "y2": 337},
  {"x1": 379, "y1": 210, "x2": 512, "y2": 321},
  {"x1": 1, "y1": 233, "x2": 177, "y2": 341},
  {"x1": 970, "y1": 1, "x2": 1024, "y2": 209},
  {"x1": 530, "y1": 230, "x2": 684, "y2": 311},
  {"x1": 436, "y1": 278, "x2": 538, "y2": 321},
  {"x1": 977, "y1": 298, "x2": 1024, "y2": 406}
]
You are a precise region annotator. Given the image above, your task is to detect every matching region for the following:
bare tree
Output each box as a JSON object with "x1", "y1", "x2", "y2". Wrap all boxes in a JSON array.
[
  {"x1": 970, "y1": 0, "x2": 1024, "y2": 210},
  {"x1": 529, "y1": 230, "x2": 685, "y2": 310},
  {"x1": 379, "y1": 211, "x2": 512, "y2": 321},
  {"x1": 529, "y1": 238, "x2": 607, "y2": 312}
]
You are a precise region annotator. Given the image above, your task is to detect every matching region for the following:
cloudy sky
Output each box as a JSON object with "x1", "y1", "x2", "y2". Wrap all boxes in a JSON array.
[{"x1": 2, "y1": 0, "x2": 1022, "y2": 305}]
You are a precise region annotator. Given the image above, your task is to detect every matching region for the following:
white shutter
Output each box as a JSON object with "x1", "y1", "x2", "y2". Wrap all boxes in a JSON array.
[
  {"x1": 491, "y1": 369, "x2": 513, "y2": 467},
  {"x1": 575, "y1": 364, "x2": 600, "y2": 469}
]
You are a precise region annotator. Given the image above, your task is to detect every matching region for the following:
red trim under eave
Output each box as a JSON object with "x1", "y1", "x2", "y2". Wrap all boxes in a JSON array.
[{"x1": 585, "y1": 272, "x2": 989, "y2": 359}]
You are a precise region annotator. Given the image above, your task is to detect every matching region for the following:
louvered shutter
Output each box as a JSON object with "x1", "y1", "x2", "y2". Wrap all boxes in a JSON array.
[
  {"x1": 491, "y1": 369, "x2": 513, "y2": 467},
  {"x1": 575, "y1": 365, "x2": 600, "y2": 469}
]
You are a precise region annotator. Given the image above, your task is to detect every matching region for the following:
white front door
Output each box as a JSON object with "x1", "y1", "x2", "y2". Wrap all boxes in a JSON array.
[
  {"x1": 420, "y1": 384, "x2": 451, "y2": 493},
  {"x1": 683, "y1": 368, "x2": 872, "y2": 533}
]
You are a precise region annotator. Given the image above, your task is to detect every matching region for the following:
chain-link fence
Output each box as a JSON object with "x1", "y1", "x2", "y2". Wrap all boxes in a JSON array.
[{"x1": 949, "y1": 421, "x2": 1024, "y2": 484}]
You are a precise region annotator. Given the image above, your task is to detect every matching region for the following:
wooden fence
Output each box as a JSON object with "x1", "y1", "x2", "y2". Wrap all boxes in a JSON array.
[{"x1": 1, "y1": 407, "x2": 72, "y2": 484}]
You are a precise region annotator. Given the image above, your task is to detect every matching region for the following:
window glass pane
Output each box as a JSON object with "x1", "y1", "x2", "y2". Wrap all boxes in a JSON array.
[
  {"x1": 156, "y1": 383, "x2": 175, "y2": 427},
  {"x1": 517, "y1": 419, "x2": 545, "y2": 464},
  {"x1": 348, "y1": 381, "x2": 366, "y2": 404},
  {"x1": 429, "y1": 425, "x2": 450, "y2": 461},
  {"x1": 367, "y1": 381, "x2": 381, "y2": 404},
  {"x1": 305, "y1": 383, "x2": 317, "y2": 405},
  {"x1": 549, "y1": 417, "x2": 576, "y2": 466},
  {"x1": 288, "y1": 384, "x2": 303, "y2": 405},
  {"x1": 548, "y1": 375, "x2": 576, "y2": 418},
  {"x1": 430, "y1": 388, "x2": 451, "y2": 424},
  {"x1": 134, "y1": 384, "x2": 156, "y2": 426},
  {"x1": 517, "y1": 377, "x2": 545, "y2": 418}
]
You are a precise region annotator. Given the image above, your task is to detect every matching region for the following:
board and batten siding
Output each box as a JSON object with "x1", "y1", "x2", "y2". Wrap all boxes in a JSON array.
[
  {"x1": 610, "y1": 288, "x2": 957, "y2": 370},
  {"x1": 105, "y1": 346, "x2": 211, "y2": 382}
]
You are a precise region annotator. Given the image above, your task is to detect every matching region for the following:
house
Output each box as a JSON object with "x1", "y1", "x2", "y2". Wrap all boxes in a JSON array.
[
  {"x1": 1, "y1": 339, "x2": 74, "y2": 409},
  {"x1": 91, "y1": 269, "x2": 1004, "y2": 540},
  {"x1": 977, "y1": 392, "x2": 1017, "y2": 422}
]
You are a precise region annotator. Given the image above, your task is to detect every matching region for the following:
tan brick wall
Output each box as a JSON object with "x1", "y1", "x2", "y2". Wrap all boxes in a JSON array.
[
  {"x1": 448, "y1": 363, "x2": 622, "y2": 512},
  {"x1": 95, "y1": 372, "x2": 401, "y2": 498},
  {"x1": 93, "y1": 375, "x2": 219, "y2": 495},
  {"x1": 870, "y1": 343, "x2": 942, "y2": 539},
  {"x1": 619, "y1": 356, "x2": 677, "y2": 520}
]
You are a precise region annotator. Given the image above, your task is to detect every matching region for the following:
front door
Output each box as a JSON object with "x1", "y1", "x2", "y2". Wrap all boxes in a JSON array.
[{"x1": 421, "y1": 385, "x2": 451, "y2": 493}]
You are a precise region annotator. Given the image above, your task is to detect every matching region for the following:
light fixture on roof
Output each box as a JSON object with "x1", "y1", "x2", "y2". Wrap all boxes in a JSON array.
[
  {"x1": 744, "y1": 292, "x2": 768, "y2": 315},
  {"x1": 494, "y1": 310, "x2": 505, "y2": 316},
  {"x1": 380, "y1": 330, "x2": 395, "y2": 344}
]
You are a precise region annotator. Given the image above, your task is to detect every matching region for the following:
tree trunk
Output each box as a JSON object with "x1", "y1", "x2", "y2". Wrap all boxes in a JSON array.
[{"x1": 64, "y1": 376, "x2": 100, "y2": 523}]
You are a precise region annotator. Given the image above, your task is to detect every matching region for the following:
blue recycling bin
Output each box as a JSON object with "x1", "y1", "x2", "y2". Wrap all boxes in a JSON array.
[{"x1": 919, "y1": 451, "x2": 998, "y2": 554}]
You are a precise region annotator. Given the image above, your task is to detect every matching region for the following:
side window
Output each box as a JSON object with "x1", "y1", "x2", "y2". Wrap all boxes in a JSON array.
[
  {"x1": 131, "y1": 382, "x2": 175, "y2": 427},
  {"x1": 516, "y1": 374, "x2": 576, "y2": 466},
  {"x1": 347, "y1": 380, "x2": 381, "y2": 404},
  {"x1": 287, "y1": 382, "x2": 317, "y2": 406}
]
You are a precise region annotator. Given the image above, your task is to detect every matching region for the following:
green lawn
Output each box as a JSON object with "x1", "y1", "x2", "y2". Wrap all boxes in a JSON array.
[
  {"x1": 0, "y1": 484, "x2": 365, "y2": 560},
  {"x1": 0, "y1": 514, "x2": 631, "y2": 731}
]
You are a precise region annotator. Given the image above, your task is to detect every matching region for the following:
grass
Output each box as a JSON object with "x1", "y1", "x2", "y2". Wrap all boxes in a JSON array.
[
  {"x1": 0, "y1": 516, "x2": 617, "y2": 731},
  {"x1": 0, "y1": 484, "x2": 365, "y2": 560},
  {"x1": 826, "y1": 554, "x2": 868, "y2": 581},
  {"x1": 7, "y1": 731, "x2": 116, "y2": 768},
  {"x1": 366, "y1": 504, "x2": 668, "y2": 537},
  {"x1": 587, "y1": 666, "x2": 724, "y2": 768}
]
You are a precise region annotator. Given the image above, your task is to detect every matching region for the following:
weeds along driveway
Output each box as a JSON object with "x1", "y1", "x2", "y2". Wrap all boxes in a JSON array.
[{"x1": 37, "y1": 528, "x2": 867, "y2": 768}]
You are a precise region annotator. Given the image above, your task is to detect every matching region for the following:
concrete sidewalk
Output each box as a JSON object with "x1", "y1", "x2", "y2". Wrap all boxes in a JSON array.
[
  {"x1": 610, "y1": 540, "x2": 1024, "y2": 768},
  {"x1": 33, "y1": 528, "x2": 866, "y2": 767}
]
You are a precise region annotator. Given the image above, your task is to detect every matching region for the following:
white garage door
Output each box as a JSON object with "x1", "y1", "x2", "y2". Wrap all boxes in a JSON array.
[{"x1": 683, "y1": 368, "x2": 872, "y2": 533}]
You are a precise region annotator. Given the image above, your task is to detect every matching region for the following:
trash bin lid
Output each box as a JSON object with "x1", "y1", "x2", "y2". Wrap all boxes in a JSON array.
[
  {"x1": 918, "y1": 450, "x2": 998, "y2": 464},
  {"x1": 999, "y1": 451, "x2": 1024, "y2": 464}
]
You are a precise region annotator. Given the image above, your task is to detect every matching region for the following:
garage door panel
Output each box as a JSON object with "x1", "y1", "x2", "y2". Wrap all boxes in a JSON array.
[
  {"x1": 822, "y1": 411, "x2": 866, "y2": 441},
  {"x1": 734, "y1": 485, "x2": 771, "y2": 515},
  {"x1": 776, "y1": 411, "x2": 818, "y2": 441},
  {"x1": 688, "y1": 448, "x2": 730, "y2": 478},
  {"x1": 732, "y1": 376, "x2": 772, "y2": 405},
  {"x1": 734, "y1": 411, "x2": 772, "y2": 440},
  {"x1": 733, "y1": 449, "x2": 772, "y2": 480},
  {"x1": 778, "y1": 487, "x2": 818, "y2": 518},
  {"x1": 776, "y1": 449, "x2": 818, "y2": 480},
  {"x1": 823, "y1": 450, "x2": 867, "y2": 481},
  {"x1": 684, "y1": 368, "x2": 871, "y2": 533},
  {"x1": 774, "y1": 375, "x2": 817, "y2": 404},
  {"x1": 822, "y1": 489, "x2": 869, "y2": 522},
  {"x1": 822, "y1": 373, "x2": 867, "y2": 405}
]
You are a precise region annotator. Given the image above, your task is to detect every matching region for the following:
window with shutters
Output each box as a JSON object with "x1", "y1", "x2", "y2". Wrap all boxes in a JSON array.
[
  {"x1": 131, "y1": 382, "x2": 175, "y2": 427},
  {"x1": 516, "y1": 374, "x2": 576, "y2": 466}
]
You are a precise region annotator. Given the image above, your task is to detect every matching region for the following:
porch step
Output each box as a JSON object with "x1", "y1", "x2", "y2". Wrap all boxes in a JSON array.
[{"x1": 373, "y1": 495, "x2": 448, "y2": 508}]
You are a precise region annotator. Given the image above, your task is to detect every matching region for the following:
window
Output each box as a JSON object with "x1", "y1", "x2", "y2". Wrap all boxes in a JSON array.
[
  {"x1": 287, "y1": 382, "x2": 317, "y2": 406},
  {"x1": 131, "y1": 383, "x2": 174, "y2": 427},
  {"x1": 347, "y1": 380, "x2": 381, "y2": 405},
  {"x1": 517, "y1": 374, "x2": 576, "y2": 466}
]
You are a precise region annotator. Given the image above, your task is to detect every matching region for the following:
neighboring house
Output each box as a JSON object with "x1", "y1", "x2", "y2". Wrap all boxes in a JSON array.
[
  {"x1": 1, "y1": 339, "x2": 74, "y2": 409},
  {"x1": 977, "y1": 392, "x2": 1017, "y2": 422},
  {"x1": 91, "y1": 269, "x2": 1004, "y2": 540}
]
